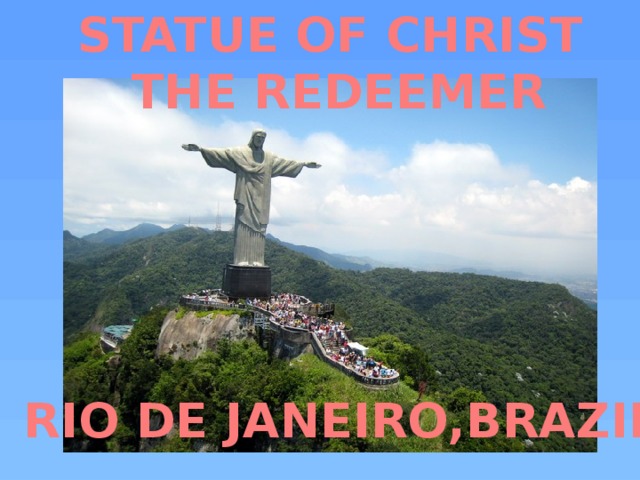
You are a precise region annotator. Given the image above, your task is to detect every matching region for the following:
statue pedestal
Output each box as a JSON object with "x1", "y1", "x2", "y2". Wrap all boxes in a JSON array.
[{"x1": 222, "y1": 264, "x2": 271, "y2": 299}]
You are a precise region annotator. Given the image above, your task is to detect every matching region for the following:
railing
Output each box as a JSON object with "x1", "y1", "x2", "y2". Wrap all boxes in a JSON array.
[
  {"x1": 308, "y1": 331, "x2": 399, "y2": 387},
  {"x1": 180, "y1": 298, "x2": 245, "y2": 310}
]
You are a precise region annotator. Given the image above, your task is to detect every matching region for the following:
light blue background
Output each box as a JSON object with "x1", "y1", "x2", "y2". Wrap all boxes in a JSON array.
[{"x1": 1, "y1": 1, "x2": 637, "y2": 479}]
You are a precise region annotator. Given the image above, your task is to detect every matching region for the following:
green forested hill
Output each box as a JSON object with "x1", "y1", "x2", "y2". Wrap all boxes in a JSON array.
[
  {"x1": 64, "y1": 228, "x2": 234, "y2": 337},
  {"x1": 63, "y1": 227, "x2": 596, "y2": 451}
]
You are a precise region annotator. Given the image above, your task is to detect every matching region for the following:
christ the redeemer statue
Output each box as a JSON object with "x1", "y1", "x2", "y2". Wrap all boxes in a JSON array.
[{"x1": 182, "y1": 129, "x2": 321, "y2": 267}]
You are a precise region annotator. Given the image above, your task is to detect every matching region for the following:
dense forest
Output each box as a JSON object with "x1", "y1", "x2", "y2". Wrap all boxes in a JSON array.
[{"x1": 63, "y1": 228, "x2": 597, "y2": 452}]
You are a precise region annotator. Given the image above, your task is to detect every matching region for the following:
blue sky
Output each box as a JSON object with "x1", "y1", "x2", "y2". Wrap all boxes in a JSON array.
[
  {"x1": 116, "y1": 76, "x2": 596, "y2": 184},
  {"x1": 9, "y1": 1, "x2": 640, "y2": 479}
]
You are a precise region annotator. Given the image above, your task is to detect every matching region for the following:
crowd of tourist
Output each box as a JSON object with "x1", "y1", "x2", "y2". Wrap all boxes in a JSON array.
[
  {"x1": 253, "y1": 293, "x2": 399, "y2": 381},
  {"x1": 249, "y1": 293, "x2": 312, "y2": 328},
  {"x1": 329, "y1": 348, "x2": 398, "y2": 379}
]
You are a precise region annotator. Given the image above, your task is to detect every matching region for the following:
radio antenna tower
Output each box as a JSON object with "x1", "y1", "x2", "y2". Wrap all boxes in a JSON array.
[{"x1": 215, "y1": 202, "x2": 222, "y2": 232}]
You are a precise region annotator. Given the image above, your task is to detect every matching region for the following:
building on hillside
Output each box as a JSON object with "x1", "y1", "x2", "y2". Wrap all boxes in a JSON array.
[{"x1": 100, "y1": 324, "x2": 134, "y2": 352}]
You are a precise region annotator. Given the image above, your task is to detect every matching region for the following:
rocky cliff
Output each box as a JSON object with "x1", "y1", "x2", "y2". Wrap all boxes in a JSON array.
[{"x1": 156, "y1": 309, "x2": 253, "y2": 360}]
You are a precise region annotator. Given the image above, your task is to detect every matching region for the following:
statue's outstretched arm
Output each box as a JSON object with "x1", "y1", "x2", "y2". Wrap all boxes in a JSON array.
[
  {"x1": 304, "y1": 162, "x2": 322, "y2": 168},
  {"x1": 181, "y1": 144, "x2": 201, "y2": 152}
]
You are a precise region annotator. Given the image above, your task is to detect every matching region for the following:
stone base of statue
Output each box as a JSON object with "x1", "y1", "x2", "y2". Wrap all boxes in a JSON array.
[{"x1": 222, "y1": 264, "x2": 271, "y2": 299}]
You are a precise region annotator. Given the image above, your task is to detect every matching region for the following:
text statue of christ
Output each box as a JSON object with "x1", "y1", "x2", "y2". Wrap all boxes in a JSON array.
[{"x1": 182, "y1": 129, "x2": 321, "y2": 267}]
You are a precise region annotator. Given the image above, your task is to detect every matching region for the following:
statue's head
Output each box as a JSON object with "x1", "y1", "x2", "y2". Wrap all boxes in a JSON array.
[{"x1": 249, "y1": 129, "x2": 267, "y2": 150}]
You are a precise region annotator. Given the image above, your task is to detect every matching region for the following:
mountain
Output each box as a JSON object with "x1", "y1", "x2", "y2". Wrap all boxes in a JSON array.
[
  {"x1": 63, "y1": 227, "x2": 596, "y2": 451},
  {"x1": 267, "y1": 234, "x2": 386, "y2": 271},
  {"x1": 82, "y1": 223, "x2": 186, "y2": 245},
  {"x1": 269, "y1": 234, "x2": 596, "y2": 307},
  {"x1": 63, "y1": 230, "x2": 115, "y2": 261},
  {"x1": 70, "y1": 224, "x2": 597, "y2": 307},
  {"x1": 63, "y1": 230, "x2": 88, "y2": 252},
  {"x1": 64, "y1": 227, "x2": 232, "y2": 338}
]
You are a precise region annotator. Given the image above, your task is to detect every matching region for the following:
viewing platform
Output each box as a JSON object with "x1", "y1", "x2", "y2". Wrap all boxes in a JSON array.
[
  {"x1": 178, "y1": 290, "x2": 399, "y2": 388},
  {"x1": 100, "y1": 324, "x2": 134, "y2": 352}
]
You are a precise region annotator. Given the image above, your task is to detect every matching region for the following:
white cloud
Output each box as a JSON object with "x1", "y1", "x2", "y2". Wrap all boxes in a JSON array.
[{"x1": 64, "y1": 79, "x2": 596, "y2": 276}]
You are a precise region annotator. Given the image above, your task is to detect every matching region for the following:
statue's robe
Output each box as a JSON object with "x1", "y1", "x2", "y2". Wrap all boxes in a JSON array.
[{"x1": 200, "y1": 146, "x2": 304, "y2": 266}]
